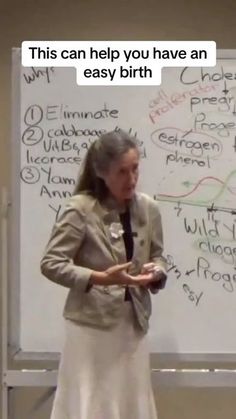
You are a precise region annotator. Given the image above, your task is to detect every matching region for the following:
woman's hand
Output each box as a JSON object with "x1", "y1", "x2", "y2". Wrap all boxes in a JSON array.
[
  {"x1": 141, "y1": 262, "x2": 167, "y2": 291},
  {"x1": 129, "y1": 263, "x2": 161, "y2": 287},
  {"x1": 141, "y1": 262, "x2": 157, "y2": 275},
  {"x1": 90, "y1": 262, "x2": 166, "y2": 288},
  {"x1": 91, "y1": 262, "x2": 133, "y2": 286},
  {"x1": 105, "y1": 262, "x2": 134, "y2": 285},
  {"x1": 128, "y1": 271, "x2": 157, "y2": 287}
]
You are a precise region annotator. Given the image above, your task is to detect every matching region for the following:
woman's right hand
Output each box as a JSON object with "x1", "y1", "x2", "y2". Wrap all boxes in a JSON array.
[
  {"x1": 91, "y1": 262, "x2": 156, "y2": 287},
  {"x1": 91, "y1": 262, "x2": 133, "y2": 286}
]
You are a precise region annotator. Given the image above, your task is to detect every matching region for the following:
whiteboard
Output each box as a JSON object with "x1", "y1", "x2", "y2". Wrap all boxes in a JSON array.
[{"x1": 11, "y1": 49, "x2": 236, "y2": 357}]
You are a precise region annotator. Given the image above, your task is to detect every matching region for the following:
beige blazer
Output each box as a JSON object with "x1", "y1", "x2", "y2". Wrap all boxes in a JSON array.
[{"x1": 40, "y1": 192, "x2": 167, "y2": 333}]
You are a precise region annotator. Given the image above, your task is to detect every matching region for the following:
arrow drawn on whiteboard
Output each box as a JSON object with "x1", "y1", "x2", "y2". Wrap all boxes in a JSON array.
[
  {"x1": 185, "y1": 269, "x2": 195, "y2": 276},
  {"x1": 182, "y1": 129, "x2": 193, "y2": 138},
  {"x1": 233, "y1": 104, "x2": 236, "y2": 116},
  {"x1": 222, "y1": 80, "x2": 229, "y2": 95}
]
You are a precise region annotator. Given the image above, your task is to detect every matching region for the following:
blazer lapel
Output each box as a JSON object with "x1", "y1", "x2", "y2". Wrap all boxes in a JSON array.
[
  {"x1": 95, "y1": 193, "x2": 147, "y2": 270},
  {"x1": 129, "y1": 194, "x2": 147, "y2": 274},
  {"x1": 96, "y1": 201, "x2": 127, "y2": 265}
]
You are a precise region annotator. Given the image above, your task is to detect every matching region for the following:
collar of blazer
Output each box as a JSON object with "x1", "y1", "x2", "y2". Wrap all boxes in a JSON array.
[
  {"x1": 77, "y1": 192, "x2": 148, "y2": 267},
  {"x1": 97, "y1": 192, "x2": 147, "y2": 228},
  {"x1": 96, "y1": 193, "x2": 147, "y2": 266}
]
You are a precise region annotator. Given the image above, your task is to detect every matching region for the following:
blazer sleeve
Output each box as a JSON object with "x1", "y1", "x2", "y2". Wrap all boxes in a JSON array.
[
  {"x1": 40, "y1": 198, "x2": 93, "y2": 292},
  {"x1": 149, "y1": 200, "x2": 167, "y2": 294}
]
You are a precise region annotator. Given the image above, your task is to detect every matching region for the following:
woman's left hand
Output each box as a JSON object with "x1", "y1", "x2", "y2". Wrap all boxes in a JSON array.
[{"x1": 141, "y1": 263, "x2": 167, "y2": 290}]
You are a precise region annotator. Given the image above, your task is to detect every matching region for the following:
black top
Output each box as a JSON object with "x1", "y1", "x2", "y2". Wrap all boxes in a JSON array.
[
  {"x1": 119, "y1": 209, "x2": 167, "y2": 293},
  {"x1": 119, "y1": 209, "x2": 133, "y2": 301},
  {"x1": 119, "y1": 209, "x2": 134, "y2": 261}
]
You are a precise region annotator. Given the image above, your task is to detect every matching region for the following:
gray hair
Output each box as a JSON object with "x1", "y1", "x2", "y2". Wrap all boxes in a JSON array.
[{"x1": 74, "y1": 129, "x2": 139, "y2": 199}]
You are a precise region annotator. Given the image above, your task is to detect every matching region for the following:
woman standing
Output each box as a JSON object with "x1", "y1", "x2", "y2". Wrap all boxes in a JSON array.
[{"x1": 40, "y1": 129, "x2": 167, "y2": 419}]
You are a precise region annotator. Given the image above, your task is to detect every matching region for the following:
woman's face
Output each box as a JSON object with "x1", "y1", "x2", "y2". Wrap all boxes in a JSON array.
[{"x1": 102, "y1": 148, "x2": 139, "y2": 204}]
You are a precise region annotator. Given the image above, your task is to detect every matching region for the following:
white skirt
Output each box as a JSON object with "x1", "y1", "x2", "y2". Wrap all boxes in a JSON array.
[{"x1": 51, "y1": 302, "x2": 158, "y2": 419}]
